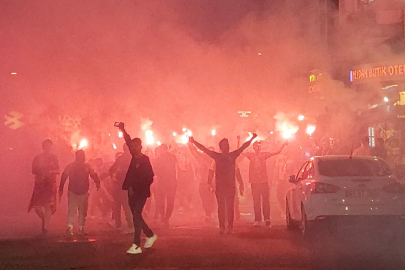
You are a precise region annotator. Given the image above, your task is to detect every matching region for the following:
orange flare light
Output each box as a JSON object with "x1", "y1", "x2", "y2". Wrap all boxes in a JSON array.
[
  {"x1": 78, "y1": 139, "x2": 88, "y2": 150},
  {"x1": 306, "y1": 125, "x2": 316, "y2": 136},
  {"x1": 145, "y1": 130, "x2": 154, "y2": 145}
]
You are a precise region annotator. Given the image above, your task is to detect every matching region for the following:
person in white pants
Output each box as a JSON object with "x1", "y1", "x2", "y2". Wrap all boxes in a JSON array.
[{"x1": 59, "y1": 150, "x2": 100, "y2": 236}]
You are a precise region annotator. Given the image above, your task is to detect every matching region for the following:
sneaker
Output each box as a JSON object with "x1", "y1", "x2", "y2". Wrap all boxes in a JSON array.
[
  {"x1": 265, "y1": 219, "x2": 271, "y2": 227},
  {"x1": 126, "y1": 244, "x2": 142, "y2": 254},
  {"x1": 66, "y1": 227, "x2": 73, "y2": 236},
  {"x1": 144, "y1": 234, "x2": 157, "y2": 248},
  {"x1": 253, "y1": 221, "x2": 261, "y2": 227},
  {"x1": 78, "y1": 229, "x2": 88, "y2": 236}
]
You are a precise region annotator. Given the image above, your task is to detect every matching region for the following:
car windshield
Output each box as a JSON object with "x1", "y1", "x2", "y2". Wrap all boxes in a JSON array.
[{"x1": 318, "y1": 159, "x2": 392, "y2": 177}]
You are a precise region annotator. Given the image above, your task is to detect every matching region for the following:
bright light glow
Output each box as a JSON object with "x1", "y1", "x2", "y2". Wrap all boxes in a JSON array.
[
  {"x1": 182, "y1": 128, "x2": 187, "y2": 132},
  {"x1": 384, "y1": 97, "x2": 389, "y2": 102},
  {"x1": 145, "y1": 130, "x2": 154, "y2": 145},
  {"x1": 258, "y1": 53, "x2": 262, "y2": 56},
  {"x1": 186, "y1": 130, "x2": 192, "y2": 137},
  {"x1": 118, "y1": 131, "x2": 123, "y2": 138},
  {"x1": 78, "y1": 139, "x2": 88, "y2": 150},
  {"x1": 298, "y1": 115, "x2": 305, "y2": 121},
  {"x1": 112, "y1": 143, "x2": 117, "y2": 150},
  {"x1": 282, "y1": 130, "x2": 295, "y2": 139},
  {"x1": 270, "y1": 131, "x2": 274, "y2": 134},
  {"x1": 211, "y1": 129, "x2": 216, "y2": 136},
  {"x1": 181, "y1": 135, "x2": 189, "y2": 144},
  {"x1": 11, "y1": 72, "x2": 17, "y2": 75},
  {"x1": 245, "y1": 132, "x2": 253, "y2": 142},
  {"x1": 274, "y1": 112, "x2": 299, "y2": 140},
  {"x1": 173, "y1": 132, "x2": 177, "y2": 137},
  {"x1": 157, "y1": 141, "x2": 162, "y2": 146},
  {"x1": 306, "y1": 124, "x2": 316, "y2": 136}
]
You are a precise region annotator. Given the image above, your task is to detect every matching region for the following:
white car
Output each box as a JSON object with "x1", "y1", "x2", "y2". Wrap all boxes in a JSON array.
[{"x1": 285, "y1": 155, "x2": 405, "y2": 236}]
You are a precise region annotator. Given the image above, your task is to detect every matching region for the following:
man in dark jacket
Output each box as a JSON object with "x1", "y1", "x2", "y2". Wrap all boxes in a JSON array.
[{"x1": 118, "y1": 122, "x2": 157, "y2": 254}]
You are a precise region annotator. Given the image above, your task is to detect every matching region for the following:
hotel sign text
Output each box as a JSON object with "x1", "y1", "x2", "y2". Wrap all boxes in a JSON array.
[{"x1": 350, "y1": 62, "x2": 405, "y2": 84}]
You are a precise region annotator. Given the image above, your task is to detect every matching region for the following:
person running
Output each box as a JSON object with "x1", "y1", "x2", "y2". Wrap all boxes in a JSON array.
[
  {"x1": 29, "y1": 139, "x2": 59, "y2": 235},
  {"x1": 59, "y1": 150, "x2": 100, "y2": 236},
  {"x1": 189, "y1": 133, "x2": 257, "y2": 234},
  {"x1": 118, "y1": 122, "x2": 157, "y2": 254},
  {"x1": 109, "y1": 144, "x2": 134, "y2": 233},
  {"x1": 242, "y1": 140, "x2": 287, "y2": 227},
  {"x1": 153, "y1": 144, "x2": 177, "y2": 227}
]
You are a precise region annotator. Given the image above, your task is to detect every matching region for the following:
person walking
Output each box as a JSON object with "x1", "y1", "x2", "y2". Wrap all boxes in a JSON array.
[
  {"x1": 59, "y1": 150, "x2": 100, "y2": 236},
  {"x1": 117, "y1": 122, "x2": 157, "y2": 254},
  {"x1": 153, "y1": 144, "x2": 177, "y2": 227},
  {"x1": 29, "y1": 139, "x2": 59, "y2": 235},
  {"x1": 109, "y1": 144, "x2": 134, "y2": 233}
]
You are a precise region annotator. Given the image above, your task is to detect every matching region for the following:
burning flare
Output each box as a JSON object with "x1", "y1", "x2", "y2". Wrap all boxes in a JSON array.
[
  {"x1": 78, "y1": 139, "x2": 88, "y2": 150},
  {"x1": 306, "y1": 124, "x2": 316, "y2": 136},
  {"x1": 145, "y1": 130, "x2": 154, "y2": 145}
]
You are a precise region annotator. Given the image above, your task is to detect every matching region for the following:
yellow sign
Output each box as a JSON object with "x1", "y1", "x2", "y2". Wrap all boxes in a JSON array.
[{"x1": 4, "y1": 111, "x2": 24, "y2": 130}]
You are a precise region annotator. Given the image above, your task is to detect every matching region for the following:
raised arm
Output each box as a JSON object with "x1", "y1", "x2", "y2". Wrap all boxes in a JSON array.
[
  {"x1": 118, "y1": 122, "x2": 138, "y2": 156},
  {"x1": 264, "y1": 141, "x2": 288, "y2": 159},
  {"x1": 118, "y1": 123, "x2": 132, "y2": 147},
  {"x1": 187, "y1": 142, "x2": 207, "y2": 164},
  {"x1": 234, "y1": 133, "x2": 257, "y2": 156},
  {"x1": 189, "y1": 137, "x2": 216, "y2": 159}
]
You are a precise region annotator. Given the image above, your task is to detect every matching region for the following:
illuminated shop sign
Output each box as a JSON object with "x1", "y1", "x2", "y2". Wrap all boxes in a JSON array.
[{"x1": 350, "y1": 61, "x2": 405, "y2": 84}]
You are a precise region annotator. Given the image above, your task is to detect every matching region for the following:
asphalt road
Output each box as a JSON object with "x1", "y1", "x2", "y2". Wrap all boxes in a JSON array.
[{"x1": 1, "y1": 213, "x2": 405, "y2": 270}]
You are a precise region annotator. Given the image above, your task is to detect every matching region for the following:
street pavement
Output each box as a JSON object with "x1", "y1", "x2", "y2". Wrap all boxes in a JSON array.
[{"x1": 1, "y1": 211, "x2": 405, "y2": 270}]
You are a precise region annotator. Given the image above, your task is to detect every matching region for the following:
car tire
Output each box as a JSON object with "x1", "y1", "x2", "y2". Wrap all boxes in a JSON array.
[
  {"x1": 286, "y1": 200, "x2": 296, "y2": 230},
  {"x1": 300, "y1": 206, "x2": 313, "y2": 237}
]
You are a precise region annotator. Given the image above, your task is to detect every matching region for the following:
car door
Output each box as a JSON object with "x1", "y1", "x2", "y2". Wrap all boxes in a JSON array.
[
  {"x1": 296, "y1": 161, "x2": 315, "y2": 213},
  {"x1": 290, "y1": 162, "x2": 309, "y2": 221}
]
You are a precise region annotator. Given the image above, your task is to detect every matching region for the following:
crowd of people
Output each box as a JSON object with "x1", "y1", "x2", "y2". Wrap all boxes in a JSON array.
[{"x1": 28, "y1": 122, "x2": 390, "y2": 254}]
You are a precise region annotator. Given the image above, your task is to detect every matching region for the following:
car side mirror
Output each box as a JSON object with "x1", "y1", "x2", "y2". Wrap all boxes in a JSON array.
[{"x1": 289, "y1": 175, "x2": 297, "y2": 183}]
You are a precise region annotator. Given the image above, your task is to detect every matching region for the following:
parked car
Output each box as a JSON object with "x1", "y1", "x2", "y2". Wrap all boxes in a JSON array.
[{"x1": 286, "y1": 155, "x2": 405, "y2": 236}]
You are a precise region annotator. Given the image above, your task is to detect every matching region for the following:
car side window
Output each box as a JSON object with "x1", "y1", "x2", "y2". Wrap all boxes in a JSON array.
[
  {"x1": 306, "y1": 162, "x2": 315, "y2": 179},
  {"x1": 296, "y1": 162, "x2": 309, "y2": 181}
]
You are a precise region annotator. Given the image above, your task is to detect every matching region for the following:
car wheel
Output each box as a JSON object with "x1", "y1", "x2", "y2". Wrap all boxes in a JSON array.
[
  {"x1": 300, "y1": 206, "x2": 312, "y2": 237},
  {"x1": 286, "y1": 200, "x2": 296, "y2": 230}
]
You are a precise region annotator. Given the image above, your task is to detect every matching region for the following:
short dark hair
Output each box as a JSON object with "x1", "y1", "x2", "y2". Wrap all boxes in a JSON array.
[
  {"x1": 132, "y1": 138, "x2": 142, "y2": 145},
  {"x1": 219, "y1": 138, "x2": 229, "y2": 148},
  {"x1": 76, "y1": 150, "x2": 85, "y2": 157}
]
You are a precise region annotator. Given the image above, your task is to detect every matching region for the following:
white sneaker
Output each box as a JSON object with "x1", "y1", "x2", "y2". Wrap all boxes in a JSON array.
[
  {"x1": 253, "y1": 221, "x2": 261, "y2": 227},
  {"x1": 126, "y1": 244, "x2": 142, "y2": 254},
  {"x1": 144, "y1": 234, "x2": 157, "y2": 248}
]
